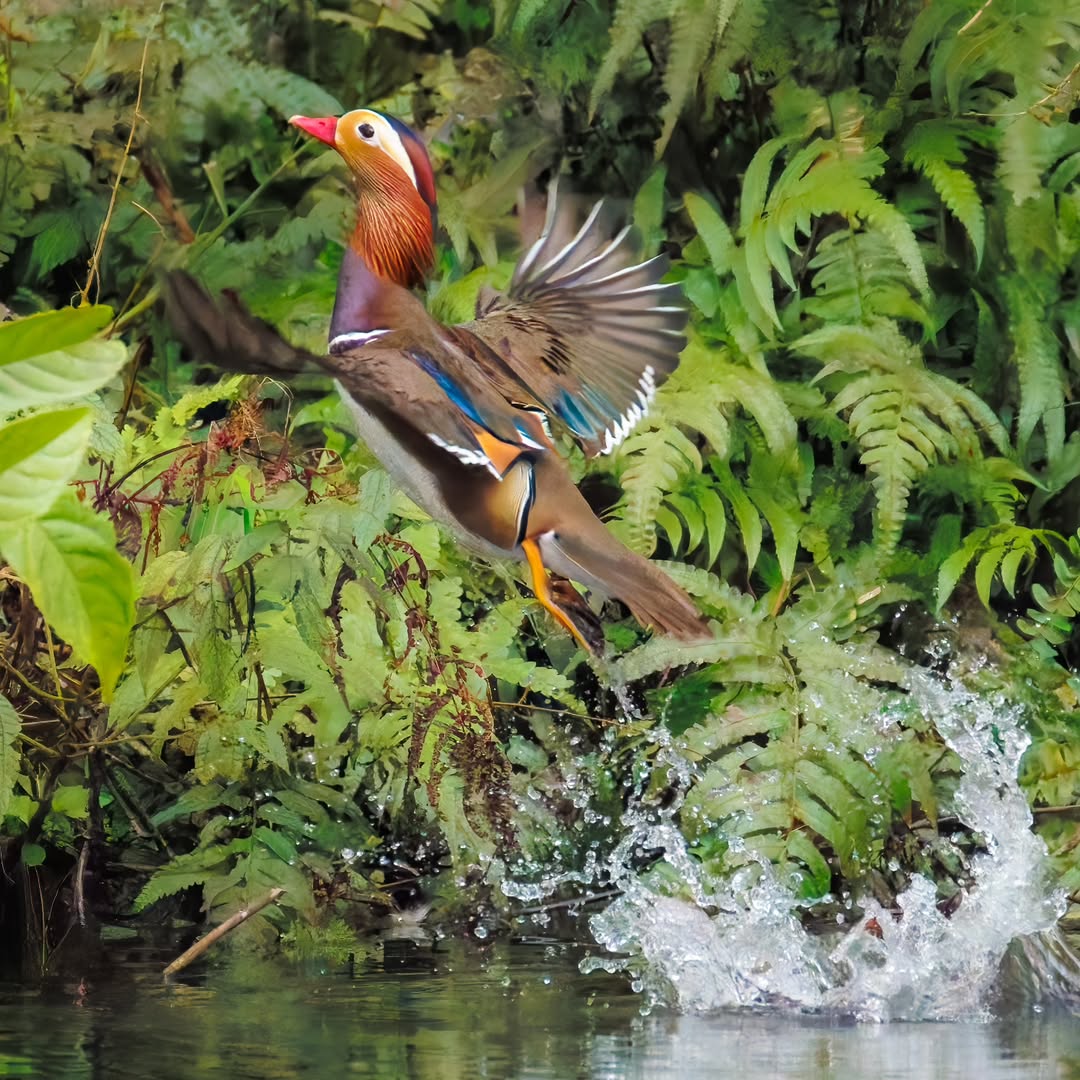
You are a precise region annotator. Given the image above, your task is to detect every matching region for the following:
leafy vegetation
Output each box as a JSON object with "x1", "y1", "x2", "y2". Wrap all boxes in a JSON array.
[{"x1": 1, "y1": 0, "x2": 1078, "y2": 964}]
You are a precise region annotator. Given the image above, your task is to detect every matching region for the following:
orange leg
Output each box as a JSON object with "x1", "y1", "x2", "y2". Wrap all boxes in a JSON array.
[{"x1": 521, "y1": 537, "x2": 592, "y2": 651}]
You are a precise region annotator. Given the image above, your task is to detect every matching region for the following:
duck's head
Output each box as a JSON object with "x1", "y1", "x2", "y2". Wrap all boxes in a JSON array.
[{"x1": 291, "y1": 109, "x2": 437, "y2": 288}]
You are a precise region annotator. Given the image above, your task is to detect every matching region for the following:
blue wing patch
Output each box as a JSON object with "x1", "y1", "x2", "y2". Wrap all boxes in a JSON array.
[{"x1": 407, "y1": 350, "x2": 486, "y2": 428}]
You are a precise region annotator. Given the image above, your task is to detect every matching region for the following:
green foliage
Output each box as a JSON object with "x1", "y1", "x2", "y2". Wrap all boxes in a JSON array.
[
  {"x1": 1017, "y1": 529, "x2": 1080, "y2": 655},
  {"x1": 0, "y1": 308, "x2": 134, "y2": 698},
  {"x1": 0, "y1": 694, "x2": 19, "y2": 821},
  {"x1": 2, "y1": 0, "x2": 1078, "y2": 953}
]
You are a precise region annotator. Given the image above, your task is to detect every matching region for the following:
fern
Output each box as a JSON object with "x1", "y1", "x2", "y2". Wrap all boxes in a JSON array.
[
  {"x1": 902, "y1": 119, "x2": 989, "y2": 266},
  {"x1": 668, "y1": 579, "x2": 959, "y2": 899},
  {"x1": 802, "y1": 226, "x2": 929, "y2": 328},
  {"x1": 612, "y1": 426, "x2": 702, "y2": 555},
  {"x1": 318, "y1": 0, "x2": 444, "y2": 42},
  {"x1": 716, "y1": 122, "x2": 930, "y2": 336},
  {"x1": 936, "y1": 523, "x2": 1060, "y2": 610},
  {"x1": 919, "y1": 458, "x2": 1034, "y2": 525},
  {"x1": 1002, "y1": 259, "x2": 1067, "y2": 467},
  {"x1": 799, "y1": 320, "x2": 1008, "y2": 553},
  {"x1": 610, "y1": 337, "x2": 797, "y2": 559},
  {"x1": 1017, "y1": 529, "x2": 1080, "y2": 650},
  {"x1": 590, "y1": 0, "x2": 748, "y2": 154}
]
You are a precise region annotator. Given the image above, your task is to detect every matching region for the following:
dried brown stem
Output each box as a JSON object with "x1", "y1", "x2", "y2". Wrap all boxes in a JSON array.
[
  {"x1": 163, "y1": 887, "x2": 287, "y2": 979},
  {"x1": 80, "y1": 11, "x2": 157, "y2": 305}
]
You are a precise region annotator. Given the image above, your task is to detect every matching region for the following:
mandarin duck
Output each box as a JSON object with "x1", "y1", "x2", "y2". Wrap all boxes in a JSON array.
[{"x1": 165, "y1": 108, "x2": 709, "y2": 651}]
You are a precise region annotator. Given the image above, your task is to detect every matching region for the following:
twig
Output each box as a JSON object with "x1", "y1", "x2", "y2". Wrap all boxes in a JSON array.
[
  {"x1": 163, "y1": 887, "x2": 287, "y2": 979},
  {"x1": 40, "y1": 621, "x2": 70, "y2": 723},
  {"x1": 958, "y1": 0, "x2": 993, "y2": 34},
  {"x1": 110, "y1": 144, "x2": 306, "y2": 335},
  {"x1": 75, "y1": 840, "x2": 90, "y2": 927},
  {"x1": 512, "y1": 889, "x2": 622, "y2": 916},
  {"x1": 79, "y1": 11, "x2": 156, "y2": 305},
  {"x1": 0, "y1": 650, "x2": 77, "y2": 709}
]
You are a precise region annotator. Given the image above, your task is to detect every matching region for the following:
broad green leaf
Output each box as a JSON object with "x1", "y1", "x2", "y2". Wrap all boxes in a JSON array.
[
  {"x1": 0, "y1": 408, "x2": 92, "y2": 523},
  {"x1": 223, "y1": 520, "x2": 288, "y2": 572},
  {"x1": 255, "y1": 825, "x2": 299, "y2": 864},
  {"x1": 52, "y1": 784, "x2": 90, "y2": 819},
  {"x1": 0, "y1": 337, "x2": 128, "y2": 411},
  {"x1": 0, "y1": 305, "x2": 112, "y2": 367},
  {"x1": 22, "y1": 843, "x2": 46, "y2": 867},
  {"x1": 0, "y1": 494, "x2": 135, "y2": 700},
  {"x1": 0, "y1": 694, "x2": 20, "y2": 820}
]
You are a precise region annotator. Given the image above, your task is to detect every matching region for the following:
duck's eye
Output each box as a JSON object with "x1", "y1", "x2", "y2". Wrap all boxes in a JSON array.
[{"x1": 357, "y1": 122, "x2": 375, "y2": 139}]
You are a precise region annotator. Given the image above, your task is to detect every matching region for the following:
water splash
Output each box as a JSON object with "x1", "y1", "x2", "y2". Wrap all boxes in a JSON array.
[{"x1": 513, "y1": 671, "x2": 1071, "y2": 1020}]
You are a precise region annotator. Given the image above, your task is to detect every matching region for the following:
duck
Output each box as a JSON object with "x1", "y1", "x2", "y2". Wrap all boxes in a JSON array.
[{"x1": 164, "y1": 107, "x2": 709, "y2": 652}]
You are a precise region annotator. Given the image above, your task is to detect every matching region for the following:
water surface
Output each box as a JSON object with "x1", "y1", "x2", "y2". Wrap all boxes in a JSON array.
[{"x1": 1, "y1": 939, "x2": 1078, "y2": 1079}]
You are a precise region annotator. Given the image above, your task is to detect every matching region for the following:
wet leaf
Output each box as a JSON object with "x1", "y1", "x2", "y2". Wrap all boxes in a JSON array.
[
  {"x1": 0, "y1": 494, "x2": 135, "y2": 700},
  {"x1": 0, "y1": 408, "x2": 92, "y2": 523}
]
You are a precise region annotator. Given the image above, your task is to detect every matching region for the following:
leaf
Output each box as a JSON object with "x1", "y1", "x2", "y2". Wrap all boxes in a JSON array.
[
  {"x1": 0, "y1": 408, "x2": 92, "y2": 523},
  {"x1": 255, "y1": 825, "x2": 299, "y2": 864},
  {"x1": 0, "y1": 694, "x2": 20, "y2": 821},
  {"x1": 590, "y1": 0, "x2": 661, "y2": 118},
  {"x1": 0, "y1": 306, "x2": 113, "y2": 367},
  {"x1": 52, "y1": 784, "x2": 90, "y2": 819},
  {"x1": 133, "y1": 839, "x2": 250, "y2": 912},
  {"x1": 614, "y1": 426, "x2": 702, "y2": 555},
  {"x1": 22, "y1": 844, "x2": 46, "y2": 867},
  {"x1": 0, "y1": 337, "x2": 128, "y2": 411},
  {"x1": 0, "y1": 494, "x2": 136, "y2": 700},
  {"x1": 685, "y1": 192, "x2": 735, "y2": 274},
  {"x1": 903, "y1": 119, "x2": 986, "y2": 266},
  {"x1": 633, "y1": 166, "x2": 668, "y2": 257},
  {"x1": 28, "y1": 212, "x2": 85, "y2": 280}
]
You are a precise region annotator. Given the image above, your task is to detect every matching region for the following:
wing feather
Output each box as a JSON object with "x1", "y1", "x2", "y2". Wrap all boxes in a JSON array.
[{"x1": 463, "y1": 183, "x2": 688, "y2": 456}]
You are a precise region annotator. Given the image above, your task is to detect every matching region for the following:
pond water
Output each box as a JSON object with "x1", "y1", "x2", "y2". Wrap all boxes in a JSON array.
[{"x1": 1, "y1": 938, "x2": 1078, "y2": 1080}]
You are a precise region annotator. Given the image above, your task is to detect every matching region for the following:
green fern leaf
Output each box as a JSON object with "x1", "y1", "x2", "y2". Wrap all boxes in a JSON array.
[
  {"x1": 902, "y1": 119, "x2": 987, "y2": 266},
  {"x1": 684, "y1": 191, "x2": 735, "y2": 274},
  {"x1": 712, "y1": 458, "x2": 762, "y2": 570},
  {"x1": 589, "y1": 0, "x2": 661, "y2": 117},
  {"x1": 804, "y1": 227, "x2": 929, "y2": 327},
  {"x1": 613, "y1": 426, "x2": 702, "y2": 556},
  {"x1": 1003, "y1": 275, "x2": 1066, "y2": 462},
  {"x1": 800, "y1": 321, "x2": 1005, "y2": 553}
]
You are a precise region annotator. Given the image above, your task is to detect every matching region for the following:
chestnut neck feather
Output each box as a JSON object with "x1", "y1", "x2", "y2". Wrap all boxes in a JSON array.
[
  {"x1": 331, "y1": 155, "x2": 435, "y2": 339},
  {"x1": 350, "y1": 155, "x2": 434, "y2": 285}
]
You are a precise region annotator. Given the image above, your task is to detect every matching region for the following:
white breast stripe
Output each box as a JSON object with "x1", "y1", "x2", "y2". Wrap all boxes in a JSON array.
[
  {"x1": 329, "y1": 329, "x2": 390, "y2": 354},
  {"x1": 428, "y1": 432, "x2": 502, "y2": 479}
]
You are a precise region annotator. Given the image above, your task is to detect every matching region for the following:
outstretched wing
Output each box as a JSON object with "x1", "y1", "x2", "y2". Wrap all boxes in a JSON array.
[
  {"x1": 460, "y1": 184, "x2": 688, "y2": 456},
  {"x1": 162, "y1": 272, "x2": 547, "y2": 479}
]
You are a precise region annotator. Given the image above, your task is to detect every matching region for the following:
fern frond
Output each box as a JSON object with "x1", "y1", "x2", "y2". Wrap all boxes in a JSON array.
[
  {"x1": 657, "y1": 0, "x2": 739, "y2": 154},
  {"x1": 592, "y1": 0, "x2": 749, "y2": 154},
  {"x1": 1002, "y1": 275, "x2": 1066, "y2": 464},
  {"x1": 920, "y1": 457, "x2": 1034, "y2": 524},
  {"x1": 902, "y1": 118, "x2": 988, "y2": 266},
  {"x1": 799, "y1": 320, "x2": 1006, "y2": 552},
  {"x1": 936, "y1": 523, "x2": 1060, "y2": 610},
  {"x1": 684, "y1": 191, "x2": 735, "y2": 275},
  {"x1": 1018, "y1": 530, "x2": 1080, "y2": 648},
  {"x1": 589, "y1": 0, "x2": 664, "y2": 118},
  {"x1": 724, "y1": 128, "x2": 930, "y2": 336},
  {"x1": 803, "y1": 226, "x2": 929, "y2": 328},
  {"x1": 612, "y1": 425, "x2": 702, "y2": 556}
]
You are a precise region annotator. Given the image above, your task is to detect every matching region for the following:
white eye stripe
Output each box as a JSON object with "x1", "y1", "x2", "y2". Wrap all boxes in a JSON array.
[{"x1": 351, "y1": 109, "x2": 418, "y2": 191}]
